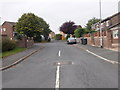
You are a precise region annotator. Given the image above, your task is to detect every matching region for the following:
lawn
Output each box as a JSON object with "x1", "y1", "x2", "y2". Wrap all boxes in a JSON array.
[{"x1": 0, "y1": 47, "x2": 26, "y2": 58}]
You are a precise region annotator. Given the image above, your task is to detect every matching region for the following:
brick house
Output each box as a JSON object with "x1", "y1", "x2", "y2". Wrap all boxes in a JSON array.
[
  {"x1": 1, "y1": 21, "x2": 34, "y2": 48},
  {"x1": 60, "y1": 31, "x2": 66, "y2": 40},
  {"x1": 49, "y1": 31, "x2": 55, "y2": 39},
  {"x1": 84, "y1": 12, "x2": 120, "y2": 48},
  {"x1": 1, "y1": 21, "x2": 17, "y2": 40}
]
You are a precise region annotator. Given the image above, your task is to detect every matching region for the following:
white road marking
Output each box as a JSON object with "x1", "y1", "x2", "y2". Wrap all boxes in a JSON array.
[
  {"x1": 86, "y1": 50, "x2": 119, "y2": 64},
  {"x1": 55, "y1": 63, "x2": 61, "y2": 89},
  {"x1": 58, "y1": 50, "x2": 61, "y2": 57}
]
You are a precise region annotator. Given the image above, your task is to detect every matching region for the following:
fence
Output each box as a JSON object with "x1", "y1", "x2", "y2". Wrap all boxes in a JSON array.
[{"x1": 16, "y1": 37, "x2": 34, "y2": 48}]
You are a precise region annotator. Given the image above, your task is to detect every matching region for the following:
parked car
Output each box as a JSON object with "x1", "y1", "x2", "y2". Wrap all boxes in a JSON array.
[{"x1": 67, "y1": 37, "x2": 77, "y2": 44}]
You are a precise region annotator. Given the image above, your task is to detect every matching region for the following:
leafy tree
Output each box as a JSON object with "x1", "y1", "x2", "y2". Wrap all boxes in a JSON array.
[
  {"x1": 16, "y1": 13, "x2": 51, "y2": 41},
  {"x1": 16, "y1": 13, "x2": 43, "y2": 37},
  {"x1": 85, "y1": 17, "x2": 100, "y2": 33},
  {"x1": 85, "y1": 17, "x2": 100, "y2": 44},
  {"x1": 42, "y1": 23, "x2": 51, "y2": 40},
  {"x1": 74, "y1": 28, "x2": 86, "y2": 38},
  {"x1": 59, "y1": 21, "x2": 77, "y2": 34}
]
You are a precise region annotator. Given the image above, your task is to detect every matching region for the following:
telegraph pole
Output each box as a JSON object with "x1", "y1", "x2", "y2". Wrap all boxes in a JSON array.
[{"x1": 99, "y1": 0, "x2": 103, "y2": 48}]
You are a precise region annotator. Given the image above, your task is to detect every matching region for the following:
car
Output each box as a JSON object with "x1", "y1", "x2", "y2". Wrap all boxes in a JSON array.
[{"x1": 67, "y1": 37, "x2": 77, "y2": 44}]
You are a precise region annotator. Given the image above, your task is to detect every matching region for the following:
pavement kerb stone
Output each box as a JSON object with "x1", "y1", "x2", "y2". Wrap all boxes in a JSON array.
[{"x1": 0, "y1": 47, "x2": 44, "y2": 71}]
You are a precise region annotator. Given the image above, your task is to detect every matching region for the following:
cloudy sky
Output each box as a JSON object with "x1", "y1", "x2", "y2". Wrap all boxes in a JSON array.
[{"x1": 0, "y1": 0, "x2": 119, "y2": 33}]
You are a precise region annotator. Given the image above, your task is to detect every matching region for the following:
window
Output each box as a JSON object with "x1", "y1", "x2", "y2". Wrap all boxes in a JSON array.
[
  {"x1": 106, "y1": 21, "x2": 109, "y2": 26},
  {"x1": 3, "y1": 28, "x2": 6, "y2": 31},
  {"x1": 96, "y1": 24, "x2": 99, "y2": 31},
  {"x1": 101, "y1": 23, "x2": 104, "y2": 29},
  {"x1": 113, "y1": 30, "x2": 118, "y2": 39}
]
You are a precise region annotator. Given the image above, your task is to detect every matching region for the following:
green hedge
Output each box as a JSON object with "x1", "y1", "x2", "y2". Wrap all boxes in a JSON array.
[{"x1": 2, "y1": 38, "x2": 16, "y2": 52}]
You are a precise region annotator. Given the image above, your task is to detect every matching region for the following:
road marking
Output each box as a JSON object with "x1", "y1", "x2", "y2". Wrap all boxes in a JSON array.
[
  {"x1": 55, "y1": 63, "x2": 61, "y2": 89},
  {"x1": 58, "y1": 50, "x2": 61, "y2": 57},
  {"x1": 73, "y1": 45, "x2": 119, "y2": 64},
  {"x1": 86, "y1": 50, "x2": 119, "y2": 64}
]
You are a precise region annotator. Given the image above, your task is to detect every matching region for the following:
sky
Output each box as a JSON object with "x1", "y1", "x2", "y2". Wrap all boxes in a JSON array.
[{"x1": 0, "y1": 0, "x2": 119, "y2": 34}]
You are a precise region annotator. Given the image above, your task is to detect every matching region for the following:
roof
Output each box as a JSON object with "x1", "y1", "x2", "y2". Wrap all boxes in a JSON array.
[
  {"x1": 2, "y1": 21, "x2": 16, "y2": 26},
  {"x1": 92, "y1": 12, "x2": 120, "y2": 27},
  {"x1": 108, "y1": 22, "x2": 120, "y2": 29},
  {"x1": 101, "y1": 12, "x2": 120, "y2": 23}
]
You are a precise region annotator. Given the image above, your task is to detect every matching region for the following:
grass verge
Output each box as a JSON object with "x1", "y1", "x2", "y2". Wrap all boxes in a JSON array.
[{"x1": 0, "y1": 47, "x2": 26, "y2": 58}]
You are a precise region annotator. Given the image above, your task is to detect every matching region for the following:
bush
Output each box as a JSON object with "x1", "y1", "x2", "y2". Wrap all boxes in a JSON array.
[
  {"x1": 2, "y1": 38, "x2": 16, "y2": 52},
  {"x1": 47, "y1": 37, "x2": 51, "y2": 42},
  {"x1": 66, "y1": 34, "x2": 70, "y2": 40},
  {"x1": 74, "y1": 28, "x2": 86, "y2": 38},
  {"x1": 54, "y1": 34, "x2": 62, "y2": 40},
  {"x1": 33, "y1": 35, "x2": 42, "y2": 42}
]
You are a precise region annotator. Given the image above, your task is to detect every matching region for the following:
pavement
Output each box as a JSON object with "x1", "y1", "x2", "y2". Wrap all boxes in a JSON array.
[
  {"x1": 2, "y1": 41, "x2": 118, "y2": 88},
  {"x1": 2, "y1": 44, "x2": 45, "y2": 69},
  {"x1": 74, "y1": 43, "x2": 118, "y2": 62}
]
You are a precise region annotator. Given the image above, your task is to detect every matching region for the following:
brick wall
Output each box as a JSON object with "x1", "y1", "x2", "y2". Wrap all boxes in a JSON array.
[
  {"x1": 84, "y1": 30, "x2": 113, "y2": 48},
  {"x1": 16, "y1": 37, "x2": 34, "y2": 48}
]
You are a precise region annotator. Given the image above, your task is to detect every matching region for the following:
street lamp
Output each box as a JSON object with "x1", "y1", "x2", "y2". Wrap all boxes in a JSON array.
[{"x1": 99, "y1": 0, "x2": 103, "y2": 48}]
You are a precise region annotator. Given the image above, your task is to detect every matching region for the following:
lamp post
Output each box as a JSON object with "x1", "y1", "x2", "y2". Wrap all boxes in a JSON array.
[{"x1": 99, "y1": 0, "x2": 103, "y2": 48}]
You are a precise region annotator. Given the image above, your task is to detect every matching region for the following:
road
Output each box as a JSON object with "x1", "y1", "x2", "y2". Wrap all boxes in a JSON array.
[{"x1": 2, "y1": 41, "x2": 118, "y2": 88}]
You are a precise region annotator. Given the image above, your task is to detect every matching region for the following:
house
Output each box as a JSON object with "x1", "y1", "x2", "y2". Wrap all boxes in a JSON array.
[
  {"x1": 85, "y1": 12, "x2": 120, "y2": 48},
  {"x1": 1, "y1": 21, "x2": 34, "y2": 48},
  {"x1": 49, "y1": 31, "x2": 55, "y2": 39},
  {"x1": 60, "y1": 31, "x2": 66, "y2": 40},
  {"x1": 1, "y1": 21, "x2": 17, "y2": 40}
]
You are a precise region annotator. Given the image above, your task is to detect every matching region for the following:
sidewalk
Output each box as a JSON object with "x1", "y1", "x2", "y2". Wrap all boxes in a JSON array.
[
  {"x1": 107, "y1": 43, "x2": 119, "y2": 52},
  {"x1": 75, "y1": 44, "x2": 118, "y2": 62},
  {"x1": 2, "y1": 44, "x2": 44, "y2": 68}
]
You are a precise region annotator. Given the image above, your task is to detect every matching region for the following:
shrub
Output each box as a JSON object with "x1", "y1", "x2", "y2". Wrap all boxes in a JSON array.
[
  {"x1": 2, "y1": 38, "x2": 16, "y2": 52},
  {"x1": 74, "y1": 28, "x2": 86, "y2": 38},
  {"x1": 54, "y1": 34, "x2": 62, "y2": 40},
  {"x1": 33, "y1": 35, "x2": 42, "y2": 42},
  {"x1": 47, "y1": 37, "x2": 51, "y2": 42},
  {"x1": 66, "y1": 34, "x2": 70, "y2": 40}
]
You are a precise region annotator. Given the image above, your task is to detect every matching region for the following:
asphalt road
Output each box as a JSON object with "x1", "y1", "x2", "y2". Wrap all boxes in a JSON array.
[{"x1": 2, "y1": 41, "x2": 118, "y2": 88}]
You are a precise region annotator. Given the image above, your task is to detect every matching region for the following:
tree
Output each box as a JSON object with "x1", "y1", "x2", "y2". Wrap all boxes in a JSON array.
[
  {"x1": 85, "y1": 17, "x2": 100, "y2": 44},
  {"x1": 59, "y1": 21, "x2": 77, "y2": 34},
  {"x1": 16, "y1": 13, "x2": 43, "y2": 37},
  {"x1": 16, "y1": 13, "x2": 51, "y2": 41},
  {"x1": 42, "y1": 23, "x2": 51, "y2": 40},
  {"x1": 85, "y1": 17, "x2": 100, "y2": 33},
  {"x1": 74, "y1": 28, "x2": 86, "y2": 38}
]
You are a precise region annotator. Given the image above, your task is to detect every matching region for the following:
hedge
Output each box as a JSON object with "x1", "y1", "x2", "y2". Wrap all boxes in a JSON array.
[{"x1": 2, "y1": 38, "x2": 16, "y2": 52}]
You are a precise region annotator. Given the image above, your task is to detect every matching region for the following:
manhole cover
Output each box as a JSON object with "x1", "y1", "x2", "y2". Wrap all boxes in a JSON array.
[{"x1": 53, "y1": 61, "x2": 74, "y2": 66}]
